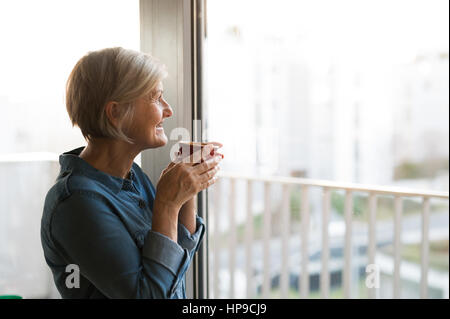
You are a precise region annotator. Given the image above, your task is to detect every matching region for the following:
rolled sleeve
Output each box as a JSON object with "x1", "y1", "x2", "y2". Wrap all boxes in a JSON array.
[
  {"x1": 143, "y1": 230, "x2": 187, "y2": 276},
  {"x1": 177, "y1": 215, "x2": 205, "y2": 255}
]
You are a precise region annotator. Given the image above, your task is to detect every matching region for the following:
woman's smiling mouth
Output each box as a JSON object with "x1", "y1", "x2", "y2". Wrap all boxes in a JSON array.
[{"x1": 156, "y1": 122, "x2": 164, "y2": 132}]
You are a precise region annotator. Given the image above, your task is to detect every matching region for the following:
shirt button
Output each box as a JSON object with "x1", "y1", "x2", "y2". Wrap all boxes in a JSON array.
[{"x1": 138, "y1": 199, "x2": 146, "y2": 209}]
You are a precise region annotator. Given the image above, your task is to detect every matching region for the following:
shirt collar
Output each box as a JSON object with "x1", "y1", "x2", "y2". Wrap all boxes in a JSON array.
[{"x1": 59, "y1": 146, "x2": 137, "y2": 194}]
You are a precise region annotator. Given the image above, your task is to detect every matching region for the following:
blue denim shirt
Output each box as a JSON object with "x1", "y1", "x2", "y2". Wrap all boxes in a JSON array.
[{"x1": 40, "y1": 147, "x2": 205, "y2": 299}]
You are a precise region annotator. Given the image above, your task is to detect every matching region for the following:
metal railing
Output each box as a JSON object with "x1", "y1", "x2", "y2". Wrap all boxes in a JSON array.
[
  {"x1": 2, "y1": 155, "x2": 448, "y2": 299},
  {"x1": 210, "y1": 171, "x2": 449, "y2": 299}
]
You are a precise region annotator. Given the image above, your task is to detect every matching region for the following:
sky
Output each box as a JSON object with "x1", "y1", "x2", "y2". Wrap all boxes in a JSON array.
[
  {"x1": 0, "y1": 0, "x2": 140, "y2": 154},
  {"x1": 0, "y1": 0, "x2": 140, "y2": 103},
  {"x1": 209, "y1": 0, "x2": 449, "y2": 66},
  {"x1": 206, "y1": 0, "x2": 449, "y2": 186}
]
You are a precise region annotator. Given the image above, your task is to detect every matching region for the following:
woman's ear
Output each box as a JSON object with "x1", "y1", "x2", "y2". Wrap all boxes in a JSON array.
[{"x1": 104, "y1": 101, "x2": 121, "y2": 128}]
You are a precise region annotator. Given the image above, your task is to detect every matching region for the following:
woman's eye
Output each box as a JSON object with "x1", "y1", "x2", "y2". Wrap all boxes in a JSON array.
[{"x1": 149, "y1": 93, "x2": 163, "y2": 104}]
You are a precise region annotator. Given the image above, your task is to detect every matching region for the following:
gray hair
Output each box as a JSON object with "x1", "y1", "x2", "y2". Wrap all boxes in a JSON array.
[{"x1": 66, "y1": 47, "x2": 167, "y2": 143}]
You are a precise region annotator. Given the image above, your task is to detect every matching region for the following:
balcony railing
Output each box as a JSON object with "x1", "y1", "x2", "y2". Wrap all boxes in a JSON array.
[
  {"x1": 1, "y1": 156, "x2": 448, "y2": 299},
  {"x1": 0, "y1": 154, "x2": 60, "y2": 298},
  {"x1": 210, "y1": 171, "x2": 449, "y2": 299}
]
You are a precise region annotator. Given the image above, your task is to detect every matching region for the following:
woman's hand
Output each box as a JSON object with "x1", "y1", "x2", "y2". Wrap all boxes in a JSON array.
[{"x1": 155, "y1": 143, "x2": 223, "y2": 211}]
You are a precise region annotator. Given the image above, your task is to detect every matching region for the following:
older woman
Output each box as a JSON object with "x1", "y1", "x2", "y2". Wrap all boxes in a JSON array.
[{"x1": 40, "y1": 47, "x2": 222, "y2": 299}]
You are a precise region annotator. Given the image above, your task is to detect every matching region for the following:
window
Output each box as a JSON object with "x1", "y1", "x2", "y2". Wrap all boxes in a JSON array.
[
  {"x1": 205, "y1": 0, "x2": 449, "y2": 299},
  {"x1": 0, "y1": 0, "x2": 139, "y2": 155},
  {"x1": 0, "y1": 0, "x2": 139, "y2": 298}
]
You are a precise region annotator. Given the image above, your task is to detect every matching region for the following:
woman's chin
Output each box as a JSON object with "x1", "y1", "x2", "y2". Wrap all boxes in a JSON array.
[
  {"x1": 141, "y1": 134, "x2": 168, "y2": 149},
  {"x1": 154, "y1": 133, "x2": 168, "y2": 147},
  {"x1": 155, "y1": 128, "x2": 167, "y2": 142},
  {"x1": 158, "y1": 136, "x2": 168, "y2": 146}
]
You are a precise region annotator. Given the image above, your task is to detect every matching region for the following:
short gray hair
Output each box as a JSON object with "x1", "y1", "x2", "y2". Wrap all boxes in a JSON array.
[{"x1": 66, "y1": 47, "x2": 167, "y2": 143}]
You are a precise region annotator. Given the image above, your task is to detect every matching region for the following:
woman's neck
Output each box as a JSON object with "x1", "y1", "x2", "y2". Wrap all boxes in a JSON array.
[{"x1": 79, "y1": 138, "x2": 140, "y2": 179}]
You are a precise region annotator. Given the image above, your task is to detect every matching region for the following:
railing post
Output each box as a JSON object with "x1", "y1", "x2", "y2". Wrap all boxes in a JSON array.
[
  {"x1": 393, "y1": 196, "x2": 403, "y2": 299},
  {"x1": 245, "y1": 180, "x2": 254, "y2": 298},
  {"x1": 281, "y1": 184, "x2": 292, "y2": 298},
  {"x1": 420, "y1": 197, "x2": 430, "y2": 299},
  {"x1": 229, "y1": 178, "x2": 236, "y2": 298},
  {"x1": 368, "y1": 193, "x2": 377, "y2": 299},
  {"x1": 321, "y1": 188, "x2": 330, "y2": 299},
  {"x1": 300, "y1": 185, "x2": 310, "y2": 299},
  {"x1": 263, "y1": 182, "x2": 271, "y2": 298},
  {"x1": 343, "y1": 190, "x2": 353, "y2": 298}
]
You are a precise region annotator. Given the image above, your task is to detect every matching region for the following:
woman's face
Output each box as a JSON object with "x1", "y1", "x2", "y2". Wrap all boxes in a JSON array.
[{"x1": 126, "y1": 81, "x2": 173, "y2": 149}]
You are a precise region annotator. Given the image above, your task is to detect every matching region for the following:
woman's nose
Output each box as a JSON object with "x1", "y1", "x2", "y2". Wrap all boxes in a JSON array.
[{"x1": 162, "y1": 100, "x2": 173, "y2": 118}]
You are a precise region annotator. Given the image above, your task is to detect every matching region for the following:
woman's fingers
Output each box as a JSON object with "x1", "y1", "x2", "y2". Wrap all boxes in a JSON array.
[
  {"x1": 161, "y1": 151, "x2": 184, "y2": 177},
  {"x1": 207, "y1": 141, "x2": 223, "y2": 148},
  {"x1": 214, "y1": 152, "x2": 224, "y2": 159},
  {"x1": 192, "y1": 154, "x2": 222, "y2": 174},
  {"x1": 199, "y1": 175, "x2": 218, "y2": 191},
  {"x1": 162, "y1": 154, "x2": 180, "y2": 173},
  {"x1": 197, "y1": 164, "x2": 220, "y2": 184},
  {"x1": 204, "y1": 143, "x2": 223, "y2": 159}
]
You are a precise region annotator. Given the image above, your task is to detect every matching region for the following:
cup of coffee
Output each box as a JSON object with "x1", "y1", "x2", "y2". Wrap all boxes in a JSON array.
[{"x1": 177, "y1": 141, "x2": 221, "y2": 164}]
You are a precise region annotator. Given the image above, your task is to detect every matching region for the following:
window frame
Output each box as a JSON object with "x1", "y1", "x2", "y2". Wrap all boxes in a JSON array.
[{"x1": 139, "y1": 0, "x2": 208, "y2": 299}]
